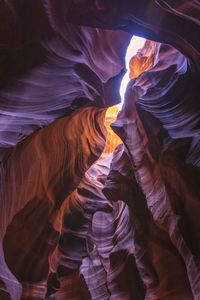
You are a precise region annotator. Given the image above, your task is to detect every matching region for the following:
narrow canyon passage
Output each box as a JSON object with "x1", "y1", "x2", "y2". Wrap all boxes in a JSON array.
[{"x1": 0, "y1": 1, "x2": 200, "y2": 300}]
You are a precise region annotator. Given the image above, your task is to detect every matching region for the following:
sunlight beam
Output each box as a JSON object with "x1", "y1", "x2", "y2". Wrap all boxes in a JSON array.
[{"x1": 119, "y1": 35, "x2": 146, "y2": 108}]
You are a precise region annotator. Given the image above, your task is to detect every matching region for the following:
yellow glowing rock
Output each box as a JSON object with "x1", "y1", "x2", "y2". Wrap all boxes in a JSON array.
[
  {"x1": 103, "y1": 40, "x2": 157, "y2": 154},
  {"x1": 104, "y1": 105, "x2": 122, "y2": 154}
]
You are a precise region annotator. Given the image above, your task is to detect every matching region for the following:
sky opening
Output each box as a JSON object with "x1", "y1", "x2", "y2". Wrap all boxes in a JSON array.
[{"x1": 119, "y1": 35, "x2": 146, "y2": 108}]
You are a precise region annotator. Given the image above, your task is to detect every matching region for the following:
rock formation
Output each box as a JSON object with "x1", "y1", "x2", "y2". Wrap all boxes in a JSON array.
[{"x1": 0, "y1": 0, "x2": 200, "y2": 299}]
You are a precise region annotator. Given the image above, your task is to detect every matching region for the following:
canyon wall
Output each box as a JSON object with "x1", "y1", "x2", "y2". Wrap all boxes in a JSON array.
[{"x1": 0, "y1": 0, "x2": 200, "y2": 299}]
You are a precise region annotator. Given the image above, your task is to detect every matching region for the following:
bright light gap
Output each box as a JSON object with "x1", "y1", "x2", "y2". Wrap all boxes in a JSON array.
[{"x1": 119, "y1": 35, "x2": 146, "y2": 109}]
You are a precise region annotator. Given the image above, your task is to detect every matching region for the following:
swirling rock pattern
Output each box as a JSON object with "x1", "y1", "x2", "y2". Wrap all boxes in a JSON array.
[
  {"x1": 108, "y1": 44, "x2": 200, "y2": 297},
  {"x1": 0, "y1": 0, "x2": 130, "y2": 161},
  {"x1": 0, "y1": 0, "x2": 200, "y2": 299},
  {"x1": 104, "y1": 144, "x2": 194, "y2": 299},
  {"x1": 0, "y1": 106, "x2": 106, "y2": 299},
  {"x1": 67, "y1": 0, "x2": 200, "y2": 69}
]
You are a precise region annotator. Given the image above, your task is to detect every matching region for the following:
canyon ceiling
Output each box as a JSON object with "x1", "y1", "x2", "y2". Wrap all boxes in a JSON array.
[{"x1": 0, "y1": 1, "x2": 200, "y2": 299}]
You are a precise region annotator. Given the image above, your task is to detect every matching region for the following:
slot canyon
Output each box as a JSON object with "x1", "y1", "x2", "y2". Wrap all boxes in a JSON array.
[{"x1": 0, "y1": 1, "x2": 200, "y2": 299}]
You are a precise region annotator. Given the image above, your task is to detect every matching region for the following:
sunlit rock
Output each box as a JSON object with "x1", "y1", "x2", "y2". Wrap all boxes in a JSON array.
[{"x1": 0, "y1": 0, "x2": 200, "y2": 299}]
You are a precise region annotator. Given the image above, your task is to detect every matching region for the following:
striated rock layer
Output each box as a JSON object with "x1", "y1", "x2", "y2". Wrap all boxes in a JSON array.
[
  {"x1": 0, "y1": 0, "x2": 130, "y2": 161},
  {"x1": 67, "y1": 0, "x2": 200, "y2": 70},
  {"x1": 0, "y1": 106, "x2": 106, "y2": 299},
  {"x1": 0, "y1": 0, "x2": 200, "y2": 299}
]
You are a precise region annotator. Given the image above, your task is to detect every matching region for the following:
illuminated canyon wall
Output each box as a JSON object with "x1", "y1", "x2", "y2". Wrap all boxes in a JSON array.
[{"x1": 0, "y1": 1, "x2": 200, "y2": 299}]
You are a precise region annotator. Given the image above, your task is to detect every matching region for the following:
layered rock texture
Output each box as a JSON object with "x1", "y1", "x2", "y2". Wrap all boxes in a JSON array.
[{"x1": 0, "y1": 1, "x2": 200, "y2": 299}]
